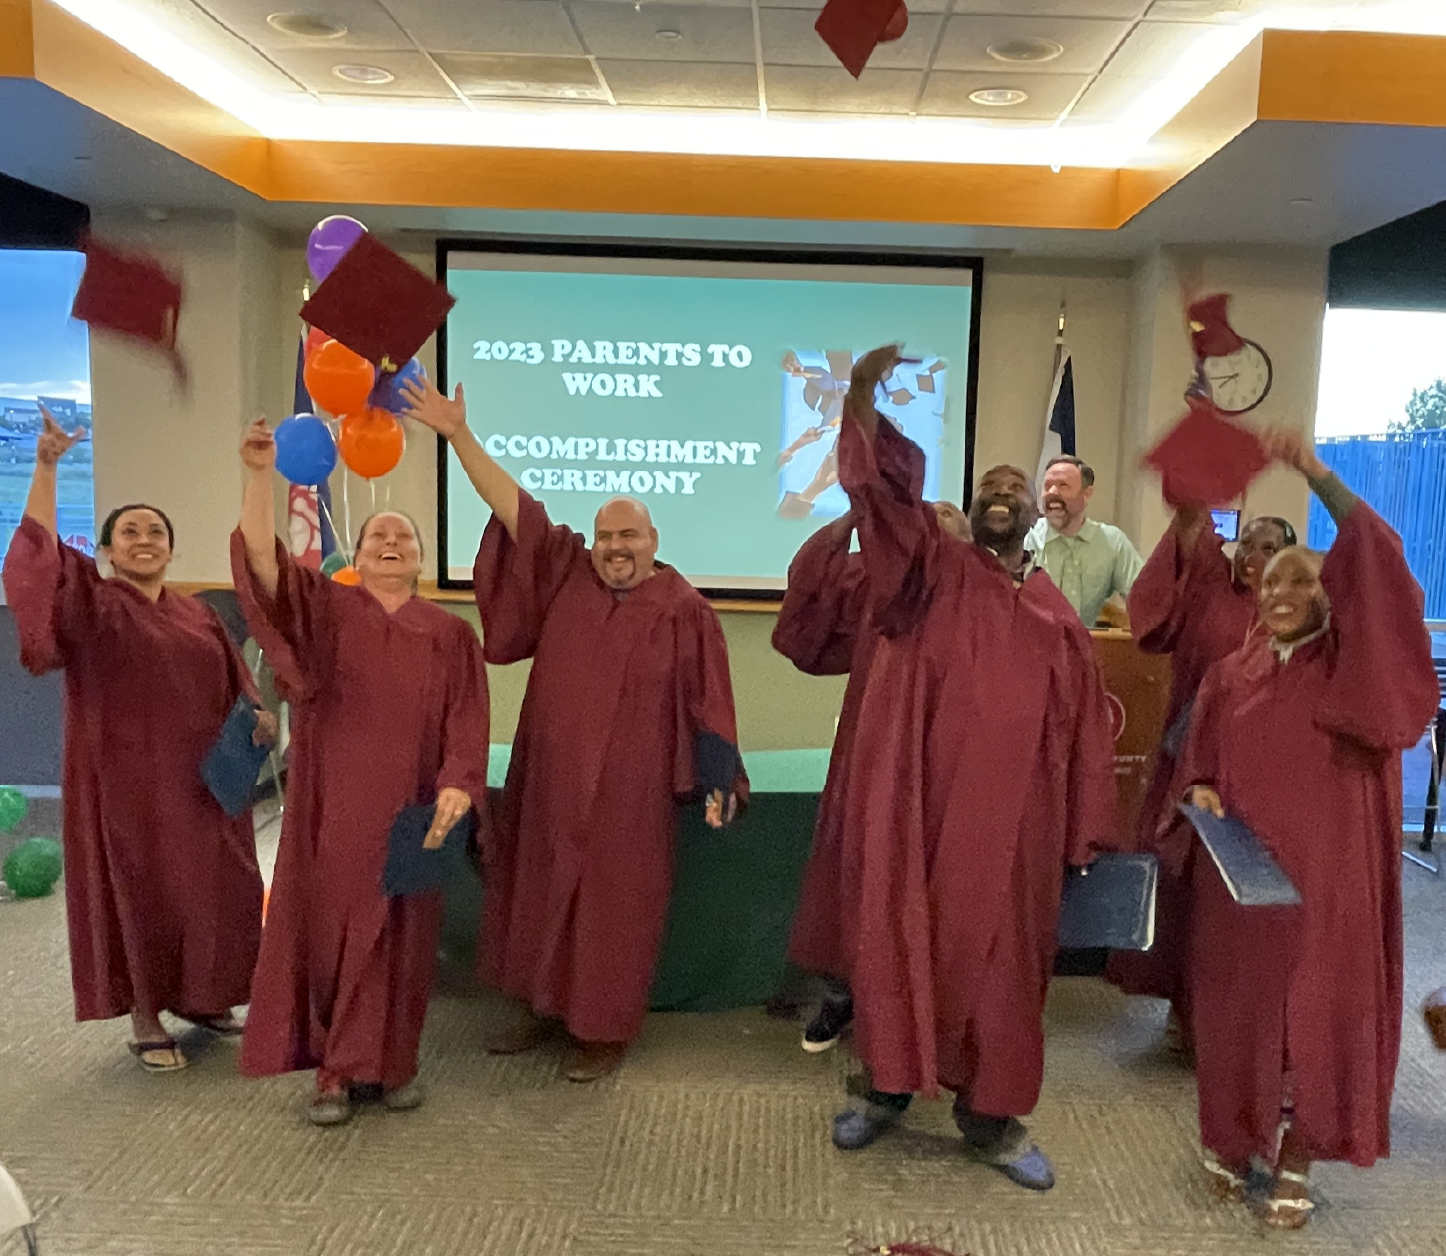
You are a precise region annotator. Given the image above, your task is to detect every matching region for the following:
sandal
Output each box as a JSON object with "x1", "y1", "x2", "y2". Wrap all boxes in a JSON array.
[
  {"x1": 1264, "y1": 1169, "x2": 1315, "y2": 1230},
  {"x1": 174, "y1": 1012, "x2": 243, "y2": 1036},
  {"x1": 129, "y1": 1039, "x2": 188, "y2": 1072},
  {"x1": 1200, "y1": 1151, "x2": 1246, "y2": 1202}
]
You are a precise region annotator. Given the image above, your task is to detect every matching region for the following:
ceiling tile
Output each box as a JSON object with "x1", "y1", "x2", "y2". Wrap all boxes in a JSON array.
[
  {"x1": 570, "y1": 4, "x2": 756, "y2": 62},
  {"x1": 933, "y1": 15, "x2": 1129, "y2": 74},
  {"x1": 764, "y1": 65, "x2": 921, "y2": 115},
  {"x1": 1067, "y1": 19, "x2": 1206, "y2": 121},
  {"x1": 761, "y1": 0, "x2": 951, "y2": 14},
  {"x1": 314, "y1": 93, "x2": 470, "y2": 109},
  {"x1": 189, "y1": 0, "x2": 413, "y2": 53},
  {"x1": 953, "y1": 0, "x2": 1147, "y2": 17},
  {"x1": 919, "y1": 70, "x2": 1090, "y2": 120},
  {"x1": 382, "y1": 0, "x2": 584, "y2": 55},
  {"x1": 263, "y1": 47, "x2": 458, "y2": 97},
  {"x1": 760, "y1": 8, "x2": 941, "y2": 70},
  {"x1": 135, "y1": 0, "x2": 312, "y2": 92},
  {"x1": 598, "y1": 59, "x2": 761, "y2": 108},
  {"x1": 434, "y1": 52, "x2": 607, "y2": 100}
]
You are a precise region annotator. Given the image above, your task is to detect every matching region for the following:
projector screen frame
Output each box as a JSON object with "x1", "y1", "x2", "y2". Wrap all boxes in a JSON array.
[{"x1": 434, "y1": 236, "x2": 984, "y2": 601}]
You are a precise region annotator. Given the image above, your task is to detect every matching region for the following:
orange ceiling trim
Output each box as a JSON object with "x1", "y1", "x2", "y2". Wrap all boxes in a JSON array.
[
  {"x1": 0, "y1": 0, "x2": 36, "y2": 76},
  {"x1": 1258, "y1": 29, "x2": 1446, "y2": 128}
]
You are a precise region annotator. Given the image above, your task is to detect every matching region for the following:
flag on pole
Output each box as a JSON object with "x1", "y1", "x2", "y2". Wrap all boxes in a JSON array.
[
  {"x1": 1036, "y1": 320, "x2": 1076, "y2": 493},
  {"x1": 285, "y1": 334, "x2": 336, "y2": 568}
]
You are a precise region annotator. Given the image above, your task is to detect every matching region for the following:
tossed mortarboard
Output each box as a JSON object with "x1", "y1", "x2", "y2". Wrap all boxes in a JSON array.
[
  {"x1": 70, "y1": 235, "x2": 186, "y2": 378},
  {"x1": 1143, "y1": 396, "x2": 1269, "y2": 507},
  {"x1": 200, "y1": 698, "x2": 269, "y2": 818},
  {"x1": 815, "y1": 0, "x2": 909, "y2": 78},
  {"x1": 1178, "y1": 803, "x2": 1301, "y2": 907},
  {"x1": 299, "y1": 233, "x2": 455, "y2": 375},
  {"x1": 1188, "y1": 293, "x2": 1245, "y2": 360},
  {"x1": 383, "y1": 804, "x2": 476, "y2": 896}
]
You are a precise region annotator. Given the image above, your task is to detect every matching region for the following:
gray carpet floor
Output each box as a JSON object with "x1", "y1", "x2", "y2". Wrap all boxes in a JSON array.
[{"x1": 2, "y1": 820, "x2": 1444, "y2": 1256}]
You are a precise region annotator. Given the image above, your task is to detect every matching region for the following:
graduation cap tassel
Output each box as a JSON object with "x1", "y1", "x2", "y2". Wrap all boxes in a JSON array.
[{"x1": 847, "y1": 1232, "x2": 970, "y2": 1256}]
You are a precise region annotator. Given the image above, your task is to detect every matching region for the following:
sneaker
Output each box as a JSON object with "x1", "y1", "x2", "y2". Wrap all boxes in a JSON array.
[
  {"x1": 802, "y1": 995, "x2": 853, "y2": 1053},
  {"x1": 956, "y1": 1110, "x2": 1055, "y2": 1191},
  {"x1": 307, "y1": 1090, "x2": 353, "y2": 1128},
  {"x1": 831, "y1": 1100, "x2": 905, "y2": 1151},
  {"x1": 382, "y1": 1079, "x2": 425, "y2": 1112}
]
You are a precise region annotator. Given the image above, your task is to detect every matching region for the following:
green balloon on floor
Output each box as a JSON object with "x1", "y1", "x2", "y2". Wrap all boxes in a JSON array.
[
  {"x1": 0, "y1": 786, "x2": 27, "y2": 834},
  {"x1": 3, "y1": 838, "x2": 62, "y2": 899}
]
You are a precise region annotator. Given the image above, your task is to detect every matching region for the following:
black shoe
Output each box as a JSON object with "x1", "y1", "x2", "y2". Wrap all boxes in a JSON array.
[{"x1": 802, "y1": 995, "x2": 853, "y2": 1053}]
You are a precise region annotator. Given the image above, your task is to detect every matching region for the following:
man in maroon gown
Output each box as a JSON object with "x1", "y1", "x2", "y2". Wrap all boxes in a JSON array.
[
  {"x1": 823, "y1": 347, "x2": 1117, "y2": 1191},
  {"x1": 233, "y1": 421, "x2": 490, "y2": 1126},
  {"x1": 403, "y1": 378, "x2": 746, "y2": 1082},
  {"x1": 1178, "y1": 433, "x2": 1438, "y2": 1227},
  {"x1": 1107, "y1": 506, "x2": 1295, "y2": 1047},
  {"x1": 4, "y1": 412, "x2": 268, "y2": 1072}
]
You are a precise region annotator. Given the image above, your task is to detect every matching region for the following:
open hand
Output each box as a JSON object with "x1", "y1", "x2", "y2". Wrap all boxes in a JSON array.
[
  {"x1": 252, "y1": 710, "x2": 279, "y2": 749},
  {"x1": 705, "y1": 789, "x2": 738, "y2": 830},
  {"x1": 1260, "y1": 428, "x2": 1328, "y2": 480},
  {"x1": 240, "y1": 419, "x2": 275, "y2": 473},
  {"x1": 35, "y1": 407, "x2": 87, "y2": 467},
  {"x1": 424, "y1": 787, "x2": 472, "y2": 850},
  {"x1": 1186, "y1": 784, "x2": 1224, "y2": 818},
  {"x1": 402, "y1": 377, "x2": 467, "y2": 440}
]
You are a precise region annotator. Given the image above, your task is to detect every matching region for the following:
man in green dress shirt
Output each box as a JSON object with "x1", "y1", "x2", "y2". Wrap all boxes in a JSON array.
[{"x1": 1025, "y1": 455, "x2": 1144, "y2": 627}]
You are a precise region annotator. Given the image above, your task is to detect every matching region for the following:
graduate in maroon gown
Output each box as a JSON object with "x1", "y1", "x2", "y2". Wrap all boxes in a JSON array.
[
  {"x1": 1107, "y1": 504, "x2": 1295, "y2": 1049},
  {"x1": 824, "y1": 347, "x2": 1118, "y2": 1191},
  {"x1": 3, "y1": 410, "x2": 270, "y2": 1071},
  {"x1": 232, "y1": 420, "x2": 489, "y2": 1126},
  {"x1": 1177, "y1": 431, "x2": 1438, "y2": 1228},
  {"x1": 403, "y1": 377, "x2": 745, "y2": 1083}
]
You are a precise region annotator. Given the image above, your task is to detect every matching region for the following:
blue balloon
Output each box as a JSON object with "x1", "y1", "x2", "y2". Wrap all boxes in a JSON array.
[
  {"x1": 274, "y1": 413, "x2": 337, "y2": 486},
  {"x1": 370, "y1": 358, "x2": 427, "y2": 416}
]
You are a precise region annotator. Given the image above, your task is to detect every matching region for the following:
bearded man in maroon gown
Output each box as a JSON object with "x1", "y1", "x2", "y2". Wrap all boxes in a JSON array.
[
  {"x1": 1177, "y1": 431, "x2": 1438, "y2": 1229},
  {"x1": 404, "y1": 377, "x2": 746, "y2": 1083},
  {"x1": 822, "y1": 346, "x2": 1117, "y2": 1191},
  {"x1": 1107, "y1": 505, "x2": 1295, "y2": 1052},
  {"x1": 233, "y1": 421, "x2": 490, "y2": 1127},
  {"x1": 3, "y1": 409, "x2": 271, "y2": 1072}
]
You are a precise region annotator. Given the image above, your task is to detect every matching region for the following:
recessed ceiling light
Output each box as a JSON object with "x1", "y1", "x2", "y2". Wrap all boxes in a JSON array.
[
  {"x1": 987, "y1": 38, "x2": 1064, "y2": 64},
  {"x1": 333, "y1": 64, "x2": 395, "y2": 84},
  {"x1": 267, "y1": 12, "x2": 348, "y2": 38},
  {"x1": 968, "y1": 87, "x2": 1029, "y2": 107},
  {"x1": 654, "y1": 27, "x2": 682, "y2": 41}
]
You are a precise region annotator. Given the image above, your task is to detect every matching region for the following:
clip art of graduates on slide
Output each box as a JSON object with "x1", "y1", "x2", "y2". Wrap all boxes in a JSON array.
[{"x1": 1, "y1": 188, "x2": 1442, "y2": 1247}]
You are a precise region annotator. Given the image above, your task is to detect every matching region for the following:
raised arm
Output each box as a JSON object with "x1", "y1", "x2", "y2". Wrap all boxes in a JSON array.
[
  {"x1": 772, "y1": 512, "x2": 867, "y2": 675},
  {"x1": 22, "y1": 408, "x2": 87, "y2": 538},
  {"x1": 238, "y1": 419, "x2": 280, "y2": 599},
  {"x1": 403, "y1": 378, "x2": 520, "y2": 539},
  {"x1": 1129, "y1": 504, "x2": 1224, "y2": 654}
]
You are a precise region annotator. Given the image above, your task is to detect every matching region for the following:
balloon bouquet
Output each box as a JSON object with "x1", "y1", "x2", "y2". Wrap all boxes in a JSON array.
[{"x1": 273, "y1": 215, "x2": 425, "y2": 584}]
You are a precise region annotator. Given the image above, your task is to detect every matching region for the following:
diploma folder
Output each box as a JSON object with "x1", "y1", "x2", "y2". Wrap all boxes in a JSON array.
[
  {"x1": 1057, "y1": 853, "x2": 1159, "y2": 952},
  {"x1": 1178, "y1": 803, "x2": 1302, "y2": 907},
  {"x1": 200, "y1": 698, "x2": 269, "y2": 819},
  {"x1": 383, "y1": 805, "x2": 475, "y2": 897}
]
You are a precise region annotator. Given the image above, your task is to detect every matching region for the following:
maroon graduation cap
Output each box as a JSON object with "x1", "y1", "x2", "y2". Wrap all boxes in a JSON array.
[
  {"x1": 1188, "y1": 293, "x2": 1245, "y2": 360},
  {"x1": 70, "y1": 236, "x2": 186, "y2": 379},
  {"x1": 1143, "y1": 396, "x2": 1269, "y2": 507},
  {"x1": 299, "y1": 233, "x2": 455, "y2": 374},
  {"x1": 816, "y1": 0, "x2": 909, "y2": 79}
]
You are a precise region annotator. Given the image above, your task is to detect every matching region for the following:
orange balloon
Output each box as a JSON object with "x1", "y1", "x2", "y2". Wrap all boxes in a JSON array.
[
  {"x1": 337, "y1": 408, "x2": 404, "y2": 479},
  {"x1": 262, "y1": 883, "x2": 270, "y2": 925},
  {"x1": 330, "y1": 564, "x2": 362, "y2": 585},
  {"x1": 303, "y1": 326, "x2": 329, "y2": 362},
  {"x1": 304, "y1": 339, "x2": 374, "y2": 417}
]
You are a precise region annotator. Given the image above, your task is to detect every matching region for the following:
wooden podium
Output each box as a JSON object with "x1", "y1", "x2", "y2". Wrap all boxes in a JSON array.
[{"x1": 1090, "y1": 630, "x2": 1171, "y2": 844}]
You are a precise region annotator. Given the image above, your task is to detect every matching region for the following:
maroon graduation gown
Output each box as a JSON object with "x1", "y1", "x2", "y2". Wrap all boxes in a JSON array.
[
  {"x1": 231, "y1": 536, "x2": 490, "y2": 1089},
  {"x1": 474, "y1": 492, "x2": 746, "y2": 1045},
  {"x1": 1108, "y1": 520, "x2": 1261, "y2": 1006},
  {"x1": 1178, "y1": 505, "x2": 1438, "y2": 1166},
  {"x1": 774, "y1": 431, "x2": 924, "y2": 982},
  {"x1": 3, "y1": 516, "x2": 262, "y2": 1021},
  {"x1": 836, "y1": 416, "x2": 1118, "y2": 1106}
]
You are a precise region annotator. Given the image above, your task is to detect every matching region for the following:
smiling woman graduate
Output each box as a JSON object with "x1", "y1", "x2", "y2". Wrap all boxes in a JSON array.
[
  {"x1": 230, "y1": 419, "x2": 489, "y2": 1128},
  {"x1": 2, "y1": 409, "x2": 270, "y2": 1073},
  {"x1": 1175, "y1": 430, "x2": 1439, "y2": 1228}
]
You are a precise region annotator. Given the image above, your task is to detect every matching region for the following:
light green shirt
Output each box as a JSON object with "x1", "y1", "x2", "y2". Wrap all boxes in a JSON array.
[{"x1": 1025, "y1": 517, "x2": 1144, "y2": 627}]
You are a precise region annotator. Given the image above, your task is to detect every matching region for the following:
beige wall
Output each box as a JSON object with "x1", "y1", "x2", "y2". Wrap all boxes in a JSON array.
[{"x1": 84, "y1": 215, "x2": 1329, "y2": 748}]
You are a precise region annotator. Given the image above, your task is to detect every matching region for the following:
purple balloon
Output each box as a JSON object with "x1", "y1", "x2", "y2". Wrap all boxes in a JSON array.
[{"x1": 307, "y1": 215, "x2": 366, "y2": 285}]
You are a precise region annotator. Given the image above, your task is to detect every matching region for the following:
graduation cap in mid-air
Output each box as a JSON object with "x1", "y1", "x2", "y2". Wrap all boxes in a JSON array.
[
  {"x1": 1143, "y1": 395, "x2": 1269, "y2": 507},
  {"x1": 300, "y1": 233, "x2": 455, "y2": 375},
  {"x1": 815, "y1": 0, "x2": 909, "y2": 79},
  {"x1": 1187, "y1": 293, "x2": 1246, "y2": 361},
  {"x1": 70, "y1": 235, "x2": 186, "y2": 380}
]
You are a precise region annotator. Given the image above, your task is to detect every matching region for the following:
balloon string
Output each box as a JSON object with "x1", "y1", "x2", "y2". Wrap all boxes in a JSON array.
[
  {"x1": 317, "y1": 496, "x2": 345, "y2": 562},
  {"x1": 370, "y1": 479, "x2": 376, "y2": 511},
  {"x1": 342, "y1": 470, "x2": 352, "y2": 558}
]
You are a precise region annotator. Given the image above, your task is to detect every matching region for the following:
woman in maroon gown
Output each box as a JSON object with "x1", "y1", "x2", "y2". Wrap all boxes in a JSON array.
[
  {"x1": 1108, "y1": 504, "x2": 1294, "y2": 1050},
  {"x1": 232, "y1": 421, "x2": 489, "y2": 1127},
  {"x1": 3, "y1": 410, "x2": 270, "y2": 1071},
  {"x1": 1178, "y1": 433, "x2": 1438, "y2": 1228}
]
